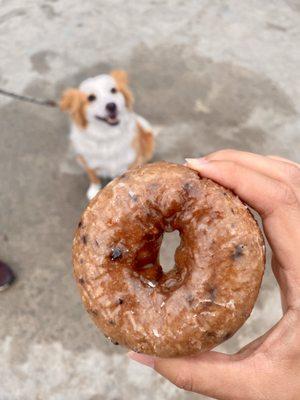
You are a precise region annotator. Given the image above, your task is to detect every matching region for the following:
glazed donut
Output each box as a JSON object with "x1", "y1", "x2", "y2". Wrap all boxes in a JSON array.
[{"x1": 73, "y1": 162, "x2": 265, "y2": 357}]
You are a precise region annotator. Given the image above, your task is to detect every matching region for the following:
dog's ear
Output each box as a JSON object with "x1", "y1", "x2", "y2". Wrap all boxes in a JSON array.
[
  {"x1": 110, "y1": 70, "x2": 134, "y2": 110},
  {"x1": 60, "y1": 89, "x2": 88, "y2": 128}
]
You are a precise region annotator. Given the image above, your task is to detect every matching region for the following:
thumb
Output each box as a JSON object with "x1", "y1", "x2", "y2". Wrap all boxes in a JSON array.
[{"x1": 128, "y1": 351, "x2": 259, "y2": 400}]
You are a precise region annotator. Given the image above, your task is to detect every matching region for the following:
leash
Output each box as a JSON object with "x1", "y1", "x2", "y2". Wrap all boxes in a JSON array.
[{"x1": 0, "y1": 88, "x2": 58, "y2": 108}]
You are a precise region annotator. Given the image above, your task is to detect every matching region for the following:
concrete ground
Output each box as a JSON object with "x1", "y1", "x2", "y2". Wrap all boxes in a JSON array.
[{"x1": 0, "y1": 1, "x2": 299, "y2": 399}]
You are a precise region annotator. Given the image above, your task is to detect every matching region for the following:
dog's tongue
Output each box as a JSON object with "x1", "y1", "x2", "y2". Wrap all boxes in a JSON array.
[
  {"x1": 107, "y1": 114, "x2": 119, "y2": 125},
  {"x1": 107, "y1": 113, "x2": 117, "y2": 122}
]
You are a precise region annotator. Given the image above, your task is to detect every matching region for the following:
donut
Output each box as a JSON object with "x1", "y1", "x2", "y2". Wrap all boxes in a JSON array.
[{"x1": 73, "y1": 162, "x2": 265, "y2": 357}]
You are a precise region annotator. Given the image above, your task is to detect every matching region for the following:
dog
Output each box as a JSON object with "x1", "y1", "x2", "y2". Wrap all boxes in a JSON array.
[{"x1": 60, "y1": 70, "x2": 155, "y2": 199}]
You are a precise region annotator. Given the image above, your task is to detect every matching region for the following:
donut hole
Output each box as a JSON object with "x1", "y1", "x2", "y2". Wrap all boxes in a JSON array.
[
  {"x1": 159, "y1": 230, "x2": 181, "y2": 273},
  {"x1": 134, "y1": 230, "x2": 182, "y2": 286}
]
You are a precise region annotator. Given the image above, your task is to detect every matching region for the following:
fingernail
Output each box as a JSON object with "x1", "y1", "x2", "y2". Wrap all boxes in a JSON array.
[
  {"x1": 185, "y1": 157, "x2": 209, "y2": 167},
  {"x1": 127, "y1": 351, "x2": 155, "y2": 368}
]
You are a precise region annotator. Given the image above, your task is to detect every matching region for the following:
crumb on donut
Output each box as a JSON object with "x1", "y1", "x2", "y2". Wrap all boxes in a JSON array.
[
  {"x1": 186, "y1": 294, "x2": 194, "y2": 304},
  {"x1": 223, "y1": 332, "x2": 233, "y2": 340},
  {"x1": 206, "y1": 331, "x2": 217, "y2": 338},
  {"x1": 82, "y1": 235, "x2": 88, "y2": 245},
  {"x1": 133, "y1": 349, "x2": 141, "y2": 353},
  {"x1": 140, "y1": 275, "x2": 157, "y2": 288},
  {"x1": 164, "y1": 278, "x2": 178, "y2": 289},
  {"x1": 209, "y1": 288, "x2": 217, "y2": 302},
  {"x1": 119, "y1": 172, "x2": 128, "y2": 180},
  {"x1": 129, "y1": 191, "x2": 138, "y2": 202},
  {"x1": 110, "y1": 247, "x2": 123, "y2": 260},
  {"x1": 232, "y1": 244, "x2": 245, "y2": 259},
  {"x1": 88, "y1": 309, "x2": 98, "y2": 316},
  {"x1": 105, "y1": 335, "x2": 119, "y2": 346},
  {"x1": 183, "y1": 182, "x2": 193, "y2": 192}
]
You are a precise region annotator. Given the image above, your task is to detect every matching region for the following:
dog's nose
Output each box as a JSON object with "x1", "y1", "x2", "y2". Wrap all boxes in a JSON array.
[{"x1": 106, "y1": 102, "x2": 117, "y2": 113}]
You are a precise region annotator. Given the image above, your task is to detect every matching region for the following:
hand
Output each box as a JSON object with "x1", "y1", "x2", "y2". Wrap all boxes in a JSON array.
[{"x1": 128, "y1": 150, "x2": 300, "y2": 400}]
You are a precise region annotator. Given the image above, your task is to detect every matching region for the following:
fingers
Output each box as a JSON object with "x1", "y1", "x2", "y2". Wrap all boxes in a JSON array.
[
  {"x1": 128, "y1": 351, "x2": 260, "y2": 400},
  {"x1": 204, "y1": 150, "x2": 300, "y2": 200},
  {"x1": 267, "y1": 155, "x2": 300, "y2": 168},
  {"x1": 185, "y1": 155, "x2": 300, "y2": 309},
  {"x1": 185, "y1": 158, "x2": 299, "y2": 218}
]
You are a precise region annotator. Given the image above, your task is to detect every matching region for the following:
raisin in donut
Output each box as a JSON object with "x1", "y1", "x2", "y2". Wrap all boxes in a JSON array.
[{"x1": 73, "y1": 162, "x2": 265, "y2": 357}]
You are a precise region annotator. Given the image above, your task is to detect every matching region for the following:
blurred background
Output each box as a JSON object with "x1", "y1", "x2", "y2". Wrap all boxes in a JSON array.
[{"x1": 0, "y1": 1, "x2": 299, "y2": 399}]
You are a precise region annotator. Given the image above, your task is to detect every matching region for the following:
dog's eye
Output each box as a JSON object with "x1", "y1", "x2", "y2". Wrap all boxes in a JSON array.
[
  {"x1": 87, "y1": 94, "x2": 96, "y2": 102},
  {"x1": 111, "y1": 88, "x2": 117, "y2": 94}
]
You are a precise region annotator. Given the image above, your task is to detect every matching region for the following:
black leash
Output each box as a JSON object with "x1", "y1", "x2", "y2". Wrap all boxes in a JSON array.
[{"x1": 0, "y1": 88, "x2": 58, "y2": 108}]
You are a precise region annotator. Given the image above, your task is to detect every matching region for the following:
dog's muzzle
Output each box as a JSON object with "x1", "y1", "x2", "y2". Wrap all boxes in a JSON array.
[{"x1": 95, "y1": 114, "x2": 119, "y2": 126}]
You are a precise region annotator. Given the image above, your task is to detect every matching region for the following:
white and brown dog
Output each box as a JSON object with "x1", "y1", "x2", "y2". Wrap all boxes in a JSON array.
[{"x1": 60, "y1": 70, "x2": 154, "y2": 200}]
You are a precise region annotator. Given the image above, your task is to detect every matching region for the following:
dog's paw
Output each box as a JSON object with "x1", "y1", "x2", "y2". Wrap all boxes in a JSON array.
[{"x1": 87, "y1": 183, "x2": 101, "y2": 200}]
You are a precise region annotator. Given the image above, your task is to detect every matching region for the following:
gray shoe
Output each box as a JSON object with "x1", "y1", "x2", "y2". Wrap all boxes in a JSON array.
[{"x1": 0, "y1": 260, "x2": 15, "y2": 291}]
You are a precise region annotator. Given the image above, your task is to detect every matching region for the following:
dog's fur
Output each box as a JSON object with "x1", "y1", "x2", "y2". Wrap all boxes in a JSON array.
[{"x1": 60, "y1": 70, "x2": 154, "y2": 199}]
